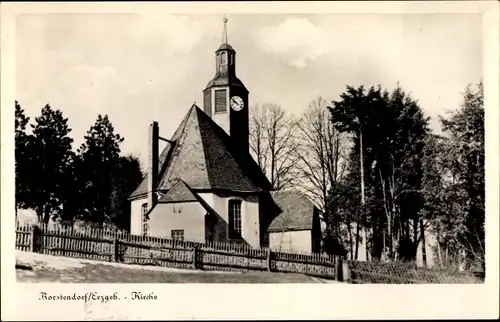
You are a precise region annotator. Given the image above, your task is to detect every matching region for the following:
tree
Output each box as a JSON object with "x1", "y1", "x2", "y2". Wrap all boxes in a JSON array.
[
  {"x1": 421, "y1": 133, "x2": 465, "y2": 268},
  {"x1": 329, "y1": 86, "x2": 383, "y2": 259},
  {"x1": 109, "y1": 155, "x2": 143, "y2": 231},
  {"x1": 329, "y1": 85, "x2": 430, "y2": 261},
  {"x1": 249, "y1": 103, "x2": 300, "y2": 190},
  {"x1": 15, "y1": 101, "x2": 32, "y2": 213},
  {"x1": 295, "y1": 97, "x2": 348, "y2": 255},
  {"x1": 28, "y1": 104, "x2": 74, "y2": 223},
  {"x1": 59, "y1": 152, "x2": 81, "y2": 224},
  {"x1": 380, "y1": 87, "x2": 429, "y2": 261},
  {"x1": 326, "y1": 166, "x2": 362, "y2": 258},
  {"x1": 77, "y1": 114, "x2": 124, "y2": 225},
  {"x1": 438, "y1": 80, "x2": 484, "y2": 271},
  {"x1": 296, "y1": 97, "x2": 348, "y2": 210}
]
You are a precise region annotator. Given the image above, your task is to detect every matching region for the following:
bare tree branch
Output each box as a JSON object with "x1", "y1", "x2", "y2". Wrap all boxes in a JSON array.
[
  {"x1": 294, "y1": 96, "x2": 348, "y2": 213},
  {"x1": 249, "y1": 103, "x2": 300, "y2": 190}
]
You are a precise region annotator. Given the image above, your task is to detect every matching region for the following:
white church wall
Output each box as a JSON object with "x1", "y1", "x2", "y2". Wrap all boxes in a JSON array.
[
  {"x1": 131, "y1": 192, "x2": 261, "y2": 246},
  {"x1": 148, "y1": 202, "x2": 206, "y2": 240},
  {"x1": 198, "y1": 192, "x2": 227, "y2": 240},
  {"x1": 197, "y1": 193, "x2": 215, "y2": 209},
  {"x1": 269, "y1": 230, "x2": 313, "y2": 253},
  {"x1": 212, "y1": 192, "x2": 261, "y2": 248},
  {"x1": 130, "y1": 197, "x2": 147, "y2": 235},
  {"x1": 243, "y1": 195, "x2": 260, "y2": 247},
  {"x1": 211, "y1": 193, "x2": 235, "y2": 242}
]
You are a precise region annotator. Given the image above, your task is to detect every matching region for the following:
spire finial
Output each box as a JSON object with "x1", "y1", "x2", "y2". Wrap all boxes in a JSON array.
[{"x1": 222, "y1": 14, "x2": 228, "y2": 44}]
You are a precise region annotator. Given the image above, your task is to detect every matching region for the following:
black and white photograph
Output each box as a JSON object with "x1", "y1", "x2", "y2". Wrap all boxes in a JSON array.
[{"x1": 1, "y1": 1, "x2": 499, "y2": 320}]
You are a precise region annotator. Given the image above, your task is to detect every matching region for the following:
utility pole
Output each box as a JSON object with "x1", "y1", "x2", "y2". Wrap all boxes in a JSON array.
[{"x1": 359, "y1": 127, "x2": 369, "y2": 261}]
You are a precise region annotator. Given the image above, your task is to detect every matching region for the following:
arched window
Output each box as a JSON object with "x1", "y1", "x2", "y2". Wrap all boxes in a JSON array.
[
  {"x1": 221, "y1": 52, "x2": 227, "y2": 65},
  {"x1": 228, "y1": 199, "x2": 242, "y2": 239},
  {"x1": 141, "y1": 203, "x2": 149, "y2": 236}
]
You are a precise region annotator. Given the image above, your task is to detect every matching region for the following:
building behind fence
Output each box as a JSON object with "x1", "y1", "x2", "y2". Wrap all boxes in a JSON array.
[{"x1": 15, "y1": 223, "x2": 483, "y2": 284}]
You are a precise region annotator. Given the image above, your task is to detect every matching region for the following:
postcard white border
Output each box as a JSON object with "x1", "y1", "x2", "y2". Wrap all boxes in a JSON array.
[{"x1": 1, "y1": 1, "x2": 499, "y2": 320}]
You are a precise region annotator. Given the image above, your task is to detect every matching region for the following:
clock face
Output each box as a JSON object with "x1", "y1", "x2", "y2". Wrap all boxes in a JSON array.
[{"x1": 230, "y1": 96, "x2": 244, "y2": 111}]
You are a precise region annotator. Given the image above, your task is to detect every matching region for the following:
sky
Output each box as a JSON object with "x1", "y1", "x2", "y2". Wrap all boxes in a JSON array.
[{"x1": 16, "y1": 13, "x2": 483, "y2": 169}]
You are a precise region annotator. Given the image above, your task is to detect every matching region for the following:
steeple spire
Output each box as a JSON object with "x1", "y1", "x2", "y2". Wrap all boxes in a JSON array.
[{"x1": 222, "y1": 15, "x2": 228, "y2": 44}]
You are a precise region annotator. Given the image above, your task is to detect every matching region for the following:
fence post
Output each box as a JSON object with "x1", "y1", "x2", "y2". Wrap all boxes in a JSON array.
[
  {"x1": 29, "y1": 225, "x2": 40, "y2": 253},
  {"x1": 334, "y1": 256, "x2": 340, "y2": 281},
  {"x1": 192, "y1": 246, "x2": 198, "y2": 270},
  {"x1": 341, "y1": 259, "x2": 351, "y2": 282},
  {"x1": 267, "y1": 249, "x2": 273, "y2": 272},
  {"x1": 112, "y1": 238, "x2": 119, "y2": 262}
]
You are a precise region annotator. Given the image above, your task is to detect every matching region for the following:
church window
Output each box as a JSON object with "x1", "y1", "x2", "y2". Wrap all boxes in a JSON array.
[
  {"x1": 221, "y1": 52, "x2": 227, "y2": 65},
  {"x1": 141, "y1": 203, "x2": 149, "y2": 236},
  {"x1": 171, "y1": 229, "x2": 184, "y2": 241},
  {"x1": 214, "y1": 89, "x2": 227, "y2": 114},
  {"x1": 228, "y1": 199, "x2": 242, "y2": 239}
]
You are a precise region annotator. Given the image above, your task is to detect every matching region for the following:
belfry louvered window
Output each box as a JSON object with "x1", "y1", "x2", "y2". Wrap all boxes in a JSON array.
[{"x1": 214, "y1": 89, "x2": 227, "y2": 114}]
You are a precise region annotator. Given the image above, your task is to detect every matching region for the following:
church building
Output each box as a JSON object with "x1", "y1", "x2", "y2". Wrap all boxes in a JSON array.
[{"x1": 128, "y1": 17, "x2": 322, "y2": 254}]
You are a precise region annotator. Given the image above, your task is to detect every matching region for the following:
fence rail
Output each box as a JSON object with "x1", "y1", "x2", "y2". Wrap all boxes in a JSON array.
[{"x1": 15, "y1": 224, "x2": 340, "y2": 280}]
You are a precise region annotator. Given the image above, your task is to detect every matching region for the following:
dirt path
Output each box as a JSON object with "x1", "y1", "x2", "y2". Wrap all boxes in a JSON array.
[{"x1": 16, "y1": 251, "x2": 328, "y2": 283}]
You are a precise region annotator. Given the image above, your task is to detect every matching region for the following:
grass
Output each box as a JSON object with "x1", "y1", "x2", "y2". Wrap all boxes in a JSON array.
[{"x1": 16, "y1": 251, "x2": 326, "y2": 283}]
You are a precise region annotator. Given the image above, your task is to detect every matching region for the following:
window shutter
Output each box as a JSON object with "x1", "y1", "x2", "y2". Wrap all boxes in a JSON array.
[{"x1": 214, "y1": 89, "x2": 227, "y2": 114}]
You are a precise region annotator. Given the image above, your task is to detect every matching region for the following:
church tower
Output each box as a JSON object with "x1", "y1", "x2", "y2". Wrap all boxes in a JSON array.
[{"x1": 203, "y1": 16, "x2": 249, "y2": 153}]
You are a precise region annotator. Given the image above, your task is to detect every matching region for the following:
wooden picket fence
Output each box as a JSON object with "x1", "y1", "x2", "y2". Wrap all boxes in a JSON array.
[
  {"x1": 15, "y1": 223, "x2": 341, "y2": 280},
  {"x1": 343, "y1": 259, "x2": 484, "y2": 284}
]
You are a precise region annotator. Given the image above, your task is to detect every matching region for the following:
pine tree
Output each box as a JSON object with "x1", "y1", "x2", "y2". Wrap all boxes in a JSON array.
[
  {"x1": 77, "y1": 114, "x2": 124, "y2": 225},
  {"x1": 29, "y1": 104, "x2": 74, "y2": 223},
  {"x1": 109, "y1": 155, "x2": 143, "y2": 231},
  {"x1": 15, "y1": 101, "x2": 32, "y2": 213}
]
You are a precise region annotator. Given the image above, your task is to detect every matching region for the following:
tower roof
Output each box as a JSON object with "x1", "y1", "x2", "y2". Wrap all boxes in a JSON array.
[
  {"x1": 129, "y1": 105, "x2": 273, "y2": 199},
  {"x1": 216, "y1": 43, "x2": 234, "y2": 52},
  {"x1": 204, "y1": 74, "x2": 247, "y2": 90}
]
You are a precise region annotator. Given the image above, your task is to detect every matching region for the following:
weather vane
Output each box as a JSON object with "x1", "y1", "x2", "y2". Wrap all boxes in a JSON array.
[{"x1": 222, "y1": 14, "x2": 228, "y2": 44}]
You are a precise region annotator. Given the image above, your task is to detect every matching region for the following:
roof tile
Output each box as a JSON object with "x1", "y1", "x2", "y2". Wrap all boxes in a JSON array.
[
  {"x1": 267, "y1": 190, "x2": 316, "y2": 232},
  {"x1": 158, "y1": 180, "x2": 198, "y2": 203},
  {"x1": 129, "y1": 104, "x2": 273, "y2": 199}
]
